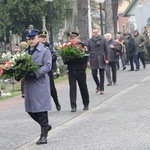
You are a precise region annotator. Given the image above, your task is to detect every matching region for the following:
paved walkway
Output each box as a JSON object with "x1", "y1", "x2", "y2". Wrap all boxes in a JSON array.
[{"x1": 0, "y1": 64, "x2": 150, "y2": 150}]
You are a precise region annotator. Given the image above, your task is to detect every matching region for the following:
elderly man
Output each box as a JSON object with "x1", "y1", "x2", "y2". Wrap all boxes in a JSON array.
[
  {"x1": 24, "y1": 28, "x2": 52, "y2": 145},
  {"x1": 104, "y1": 33, "x2": 121, "y2": 85}
]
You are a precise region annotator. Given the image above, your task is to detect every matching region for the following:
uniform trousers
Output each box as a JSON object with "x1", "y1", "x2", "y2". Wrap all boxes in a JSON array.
[
  {"x1": 68, "y1": 71, "x2": 89, "y2": 109},
  {"x1": 28, "y1": 111, "x2": 48, "y2": 127},
  {"x1": 48, "y1": 71, "x2": 60, "y2": 106}
]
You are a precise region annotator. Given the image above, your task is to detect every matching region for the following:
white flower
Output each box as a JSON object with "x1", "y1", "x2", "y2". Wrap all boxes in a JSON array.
[
  {"x1": 6, "y1": 52, "x2": 11, "y2": 59},
  {"x1": 1, "y1": 53, "x2": 7, "y2": 59}
]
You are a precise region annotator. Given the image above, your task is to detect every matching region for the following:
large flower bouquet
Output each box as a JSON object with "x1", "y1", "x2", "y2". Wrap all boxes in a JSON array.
[
  {"x1": 0, "y1": 53, "x2": 40, "y2": 80},
  {"x1": 56, "y1": 42, "x2": 89, "y2": 62}
]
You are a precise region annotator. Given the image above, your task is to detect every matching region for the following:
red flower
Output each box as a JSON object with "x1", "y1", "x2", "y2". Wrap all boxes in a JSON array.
[
  {"x1": 4, "y1": 60, "x2": 12, "y2": 69},
  {"x1": 0, "y1": 67, "x2": 3, "y2": 76},
  {"x1": 64, "y1": 43, "x2": 68, "y2": 47}
]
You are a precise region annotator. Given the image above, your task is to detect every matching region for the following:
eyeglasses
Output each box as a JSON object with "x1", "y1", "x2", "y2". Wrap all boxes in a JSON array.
[{"x1": 26, "y1": 37, "x2": 35, "y2": 40}]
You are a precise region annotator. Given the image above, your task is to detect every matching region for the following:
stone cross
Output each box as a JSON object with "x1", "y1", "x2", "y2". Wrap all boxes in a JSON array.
[{"x1": 42, "y1": 16, "x2": 49, "y2": 43}]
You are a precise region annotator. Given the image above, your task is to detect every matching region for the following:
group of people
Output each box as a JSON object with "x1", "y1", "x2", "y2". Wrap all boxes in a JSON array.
[{"x1": 17, "y1": 25, "x2": 148, "y2": 145}]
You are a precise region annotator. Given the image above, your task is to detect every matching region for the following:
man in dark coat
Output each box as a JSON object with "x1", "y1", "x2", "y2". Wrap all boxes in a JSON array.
[
  {"x1": 87, "y1": 27, "x2": 108, "y2": 94},
  {"x1": 38, "y1": 30, "x2": 61, "y2": 111},
  {"x1": 132, "y1": 29, "x2": 146, "y2": 69},
  {"x1": 64, "y1": 32, "x2": 90, "y2": 112},
  {"x1": 126, "y1": 32, "x2": 139, "y2": 71},
  {"x1": 24, "y1": 28, "x2": 52, "y2": 145}
]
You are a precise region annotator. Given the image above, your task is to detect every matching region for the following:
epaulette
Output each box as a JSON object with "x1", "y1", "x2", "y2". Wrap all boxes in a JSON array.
[{"x1": 43, "y1": 46, "x2": 49, "y2": 49}]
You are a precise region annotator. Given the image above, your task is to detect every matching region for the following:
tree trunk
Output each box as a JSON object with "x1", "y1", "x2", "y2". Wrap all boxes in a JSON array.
[
  {"x1": 104, "y1": 0, "x2": 114, "y2": 37},
  {"x1": 77, "y1": 0, "x2": 89, "y2": 42},
  {"x1": 112, "y1": 0, "x2": 119, "y2": 37}
]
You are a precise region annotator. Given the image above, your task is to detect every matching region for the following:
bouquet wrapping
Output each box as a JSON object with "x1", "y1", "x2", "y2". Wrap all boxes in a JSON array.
[
  {"x1": 55, "y1": 42, "x2": 89, "y2": 62},
  {"x1": 0, "y1": 53, "x2": 40, "y2": 80}
]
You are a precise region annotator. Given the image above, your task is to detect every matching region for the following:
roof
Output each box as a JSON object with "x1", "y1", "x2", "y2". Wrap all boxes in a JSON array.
[{"x1": 122, "y1": 0, "x2": 137, "y2": 17}]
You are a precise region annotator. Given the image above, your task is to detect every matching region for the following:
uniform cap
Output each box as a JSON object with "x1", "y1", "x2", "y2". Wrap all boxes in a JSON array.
[
  {"x1": 25, "y1": 29, "x2": 39, "y2": 37},
  {"x1": 38, "y1": 31, "x2": 47, "y2": 37},
  {"x1": 67, "y1": 32, "x2": 79, "y2": 37}
]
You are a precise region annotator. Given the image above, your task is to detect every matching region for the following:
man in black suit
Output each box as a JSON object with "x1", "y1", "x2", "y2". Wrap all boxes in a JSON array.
[
  {"x1": 38, "y1": 31, "x2": 61, "y2": 111},
  {"x1": 63, "y1": 32, "x2": 90, "y2": 112}
]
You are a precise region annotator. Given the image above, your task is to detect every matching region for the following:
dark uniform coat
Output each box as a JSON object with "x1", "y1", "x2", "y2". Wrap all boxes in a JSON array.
[
  {"x1": 24, "y1": 43, "x2": 52, "y2": 112},
  {"x1": 87, "y1": 35, "x2": 108, "y2": 69}
]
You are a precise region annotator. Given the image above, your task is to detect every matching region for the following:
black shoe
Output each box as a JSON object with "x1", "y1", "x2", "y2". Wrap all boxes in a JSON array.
[
  {"x1": 47, "y1": 125, "x2": 52, "y2": 133},
  {"x1": 21, "y1": 94, "x2": 25, "y2": 98},
  {"x1": 128, "y1": 69, "x2": 134, "y2": 71},
  {"x1": 135, "y1": 69, "x2": 139, "y2": 71},
  {"x1": 36, "y1": 125, "x2": 52, "y2": 145},
  {"x1": 123, "y1": 66, "x2": 126, "y2": 70},
  {"x1": 36, "y1": 135, "x2": 47, "y2": 145},
  {"x1": 71, "y1": 108, "x2": 76, "y2": 112},
  {"x1": 56, "y1": 104, "x2": 61, "y2": 111},
  {"x1": 83, "y1": 106, "x2": 89, "y2": 110}
]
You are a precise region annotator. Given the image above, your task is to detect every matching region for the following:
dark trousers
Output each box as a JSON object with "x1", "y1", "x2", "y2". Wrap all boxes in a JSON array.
[
  {"x1": 49, "y1": 71, "x2": 60, "y2": 106},
  {"x1": 129, "y1": 55, "x2": 139, "y2": 70},
  {"x1": 109, "y1": 62, "x2": 117, "y2": 83},
  {"x1": 91, "y1": 69, "x2": 104, "y2": 91},
  {"x1": 28, "y1": 111, "x2": 48, "y2": 127},
  {"x1": 120, "y1": 52, "x2": 126, "y2": 68},
  {"x1": 68, "y1": 71, "x2": 89, "y2": 109},
  {"x1": 21, "y1": 78, "x2": 25, "y2": 95},
  {"x1": 137, "y1": 52, "x2": 146, "y2": 69},
  {"x1": 147, "y1": 46, "x2": 150, "y2": 60}
]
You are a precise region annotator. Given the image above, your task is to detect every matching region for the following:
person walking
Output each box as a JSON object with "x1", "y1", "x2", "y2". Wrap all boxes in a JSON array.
[
  {"x1": 132, "y1": 29, "x2": 146, "y2": 69},
  {"x1": 38, "y1": 30, "x2": 61, "y2": 111},
  {"x1": 104, "y1": 33, "x2": 121, "y2": 85},
  {"x1": 63, "y1": 31, "x2": 90, "y2": 112},
  {"x1": 115, "y1": 33, "x2": 126, "y2": 70},
  {"x1": 143, "y1": 27, "x2": 150, "y2": 64},
  {"x1": 24, "y1": 28, "x2": 52, "y2": 145},
  {"x1": 87, "y1": 27, "x2": 109, "y2": 94},
  {"x1": 126, "y1": 32, "x2": 139, "y2": 71}
]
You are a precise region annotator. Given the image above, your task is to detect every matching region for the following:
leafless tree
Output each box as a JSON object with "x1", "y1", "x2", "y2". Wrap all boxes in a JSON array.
[
  {"x1": 105, "y1": 0, "x2": 114, "y2": 37},
  {"x1": 77, "y1": 0, "x2": 89, "y2": 42},
  {"x1": 112, "y1": 0, "x2": 119, "y2": 37}
]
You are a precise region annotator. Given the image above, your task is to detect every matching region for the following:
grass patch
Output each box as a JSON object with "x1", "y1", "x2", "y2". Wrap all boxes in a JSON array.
[
  {"x1": 0, "y1": 90, "x2": 21, "y2": 101},
  {"x1": 54, "y1": 75, "x2": 68, "y2": 83}
]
